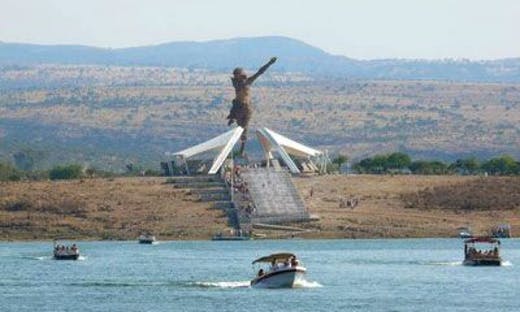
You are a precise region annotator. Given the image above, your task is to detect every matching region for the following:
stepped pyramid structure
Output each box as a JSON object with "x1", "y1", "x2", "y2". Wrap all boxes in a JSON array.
[
  {"x1": 241, "y1": 168, "x2": 309, "y2": 224},
  {"x1": 167, "y1": 126, "x2": 328, "y2": 225}
]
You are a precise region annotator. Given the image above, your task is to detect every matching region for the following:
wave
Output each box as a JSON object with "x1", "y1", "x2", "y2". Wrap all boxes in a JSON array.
[
  {"x1": 428, "y1": 260, "x2": 513, "y2": 267},
  {"x1": 191, "y1": 281, "x2": 251, "y2": 288},
  {"x1": 428, "y1": 261, "x2": 462, "y2": 266},
  {"x1": 191, "y1": 278, "x2": 322, "y2": 289},
  {"x1": 294, "y1": 279, "x2": 323, "y2": 288},
  {"x1": 29, "y1": 255, "x2": 86, "y2": 261}
]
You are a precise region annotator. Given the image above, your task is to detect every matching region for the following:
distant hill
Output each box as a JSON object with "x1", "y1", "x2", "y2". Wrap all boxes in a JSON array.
[{"x1": 1, "y1": 36, "x2": 519, "y2": 82}]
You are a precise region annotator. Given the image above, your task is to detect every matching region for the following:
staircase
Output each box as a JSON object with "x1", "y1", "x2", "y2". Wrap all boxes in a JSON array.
[
  {"x1": 167, "y1": 176, "x2": 239, "y2": 229},
  {"x1": 241, "y1": 168, "x2": 309, "y2": 224}
]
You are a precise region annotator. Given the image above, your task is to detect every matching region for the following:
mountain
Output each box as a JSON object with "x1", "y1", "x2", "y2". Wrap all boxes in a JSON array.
[{"x1": 1, "y1": 36, "x2": 520, "y2": 82}]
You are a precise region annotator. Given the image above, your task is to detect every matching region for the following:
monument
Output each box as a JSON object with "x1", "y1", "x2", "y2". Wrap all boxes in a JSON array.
[
  {"x1": 227, "y1": 57, "x2": 277, "y2": 155},
  {"x1": 166, "y1": 59, "x2": 328, "y2": 226}
]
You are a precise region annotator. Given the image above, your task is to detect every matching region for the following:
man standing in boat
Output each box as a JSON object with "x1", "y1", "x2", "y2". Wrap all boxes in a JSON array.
[{"x1": 227, "y1": 57, "x2": 277, "y2": 155}]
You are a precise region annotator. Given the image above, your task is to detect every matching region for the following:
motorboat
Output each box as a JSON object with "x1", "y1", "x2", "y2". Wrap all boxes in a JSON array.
[
  {"x1": 211, "y1": 233, "x2": 251, "y2": 241},
  {"x1": 463, "y1": 236, "x2": 502, "y2": 266},
  {"x1": 53, "y1": 242, "x2": 80, "y2": 260},
  {"x1": 138, "y1": 234, "x2": 156, "y2": 244},
  {"x1": 250, "y1": 253, "x2": 306, "y2": 288},
  {"x1": 212, "y1": 229, "x2": 251, "y2": 241},
  {"x1": 457, "y1": 227, "x2": 473, "y2": 239}
]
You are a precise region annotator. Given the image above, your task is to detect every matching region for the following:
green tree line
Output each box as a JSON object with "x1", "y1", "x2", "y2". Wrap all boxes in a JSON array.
[
  {"x1": 0, "y1": 162, "x2": 160, "y2": 182},
  {"x1": 353, "y1": 153, "x2": 520, "y2": 175}
]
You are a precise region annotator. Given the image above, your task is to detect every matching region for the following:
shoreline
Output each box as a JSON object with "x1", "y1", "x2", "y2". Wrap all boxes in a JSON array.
[{"x1": 1, "y1": 175, "x2": 518, "y2": 241}]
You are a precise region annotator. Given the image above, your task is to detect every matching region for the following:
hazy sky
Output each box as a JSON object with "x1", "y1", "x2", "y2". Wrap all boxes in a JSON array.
[{"x1": 1, "y1": 0, "x2": 518, "y2": 60}]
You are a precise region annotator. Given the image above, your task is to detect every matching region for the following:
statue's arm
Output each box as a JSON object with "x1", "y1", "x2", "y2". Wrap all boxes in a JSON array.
[{"x1": 247, "y1": 57, "x2": 277, "y2": 84}]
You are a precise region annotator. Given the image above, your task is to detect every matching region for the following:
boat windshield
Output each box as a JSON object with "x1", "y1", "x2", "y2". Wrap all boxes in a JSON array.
[{"x1": 252, "y1": 253, "x2": 296, "y2": 264}]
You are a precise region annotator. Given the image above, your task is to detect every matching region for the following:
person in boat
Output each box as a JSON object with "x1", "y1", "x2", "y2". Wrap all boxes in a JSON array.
[
  {"x1": 226, "y1": 57, "x2": 277, "y2": 155},
  {"x1": 290, "y1": 256, "x2": 298, "y2": 267},
  {"x1": 257, "y1": 269, "x2": 264, "y2": 277}
]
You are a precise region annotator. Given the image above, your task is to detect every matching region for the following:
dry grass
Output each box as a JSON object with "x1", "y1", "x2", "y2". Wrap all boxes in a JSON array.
[
  {"x1": 1, "y1": 175, "x2": 519, "y2": 240},
  {"x1": 292, "y1": 175, "x2": 520, "y2": 238},
  {"x1": 0, "y1": 177, "x2": 228, "y2": 240}
]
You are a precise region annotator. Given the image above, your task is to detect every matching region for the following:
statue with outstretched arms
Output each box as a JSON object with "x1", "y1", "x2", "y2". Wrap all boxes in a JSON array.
[{"x1": 227, "y1": 57, "x2": 277, "y2": 155}]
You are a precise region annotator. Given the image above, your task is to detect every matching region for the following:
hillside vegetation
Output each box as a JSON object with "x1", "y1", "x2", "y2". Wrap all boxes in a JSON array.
[
  {"x1": 2, "y1": 37, "x2": 520, "y2": 81},
  {"x1": 1, "y1": 65, "x2": 519, "y2": 171}
]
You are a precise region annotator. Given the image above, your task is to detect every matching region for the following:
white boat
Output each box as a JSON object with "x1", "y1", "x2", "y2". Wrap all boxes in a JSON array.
[
  {"x1": 138, "y1": 234, "x2": 156, "y2": 244},
  {"x1": 250, "y1": 253, "x2": 306, "y2": 288}
]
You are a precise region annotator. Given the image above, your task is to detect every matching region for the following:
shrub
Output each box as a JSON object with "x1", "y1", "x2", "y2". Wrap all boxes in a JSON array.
[
  {"x1": 49, "y1": 164, "x2": 84, "y2": 180},
  {"x1": 0, "y1": 162, "x2": 22, "y2": 181}
]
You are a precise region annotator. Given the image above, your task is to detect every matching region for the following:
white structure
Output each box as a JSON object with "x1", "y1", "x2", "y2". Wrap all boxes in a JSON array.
[
  {"x1": 171, "y1": 127, "x2": 243, "y2": 174},
  {"x1": 169, "y1": 126, "x2": 327, "y2": 175},
  {"x1": 256, "y1": 127, "x2": 327, "y2": 174}
]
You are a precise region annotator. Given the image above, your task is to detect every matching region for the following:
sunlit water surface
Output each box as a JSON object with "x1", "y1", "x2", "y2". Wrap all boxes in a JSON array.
[{"x1": 1, "y1": 239, "x2": 518, "y2": 311}]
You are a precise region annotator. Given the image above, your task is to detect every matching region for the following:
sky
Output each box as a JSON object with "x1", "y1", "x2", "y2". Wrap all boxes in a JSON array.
[{"x1": 0, "y1": 0, "x2": 518, "y2": 60}]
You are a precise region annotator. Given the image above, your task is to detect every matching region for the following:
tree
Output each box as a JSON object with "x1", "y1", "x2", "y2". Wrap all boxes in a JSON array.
[
  {"x1": 386, "y1": 152, "x2": 411, "y2": 170},
  {"x1": 0, "y1": 162, "x2": 22, "y2": 181},
  {"x1": 410, "y1": 160, "x2": 448, "y2": 175},
  {"x1": 448, "y1": 157, "x2": 480, "y2": 174},
  {"x1": 49, "y1": 164, "x2": 84, "y2": 180},
  {"x1": 482, "y1": 155, "x2": 519, "y2": 175},
  {"x1": 332, "y1": 154, "x2": 348, "y2": 167}
]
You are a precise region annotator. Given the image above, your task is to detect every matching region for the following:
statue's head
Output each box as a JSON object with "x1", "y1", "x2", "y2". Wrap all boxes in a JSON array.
[{"x1": 233, "y1": 67, "x2": 247, "y2": 79}]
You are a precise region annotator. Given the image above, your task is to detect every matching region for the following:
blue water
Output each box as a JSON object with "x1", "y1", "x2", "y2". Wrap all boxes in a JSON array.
[{"x1": 1, "y1": 239, "x2": 519, "y2": 312}]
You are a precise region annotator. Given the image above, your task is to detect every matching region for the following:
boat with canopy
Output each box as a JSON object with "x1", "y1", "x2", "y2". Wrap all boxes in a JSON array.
[
  {"x1": 250, "y1": 252, "x2": 306, "y2": 288},
  {"x1": 463, "y1": 236, "x2": 502, "y2": 266}
]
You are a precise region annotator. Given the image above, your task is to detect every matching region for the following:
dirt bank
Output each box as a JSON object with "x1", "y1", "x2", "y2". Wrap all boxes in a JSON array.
[{"x1": 1, "y1": 175, "x2": 518, "y2": 240}]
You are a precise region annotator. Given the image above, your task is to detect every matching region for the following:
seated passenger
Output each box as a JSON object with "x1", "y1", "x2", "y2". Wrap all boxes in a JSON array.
[{"x1": 257, "y1": 269, "x2": 264, "y2": 277}]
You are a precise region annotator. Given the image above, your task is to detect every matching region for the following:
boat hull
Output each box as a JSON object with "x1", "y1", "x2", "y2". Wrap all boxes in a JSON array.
[
  {"x1": 463, "y1": 259, "x2": 502, "y2": 266},
  {"x1": 251, "y1": 268, "x2": 305, "y2": 288},
  {"x1": 211, "y1": 236, "x2": 251, "y2": 241},
  {"x1": 53, "y1": 254, "x2": 79, "y2": 260},
  {"x1": 138, "y1": 240, "x2": 155, "y2": 244}
]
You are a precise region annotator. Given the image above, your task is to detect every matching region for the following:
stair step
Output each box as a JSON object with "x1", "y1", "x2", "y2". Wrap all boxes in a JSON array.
[
  {"x1": 190, "y1": 188, "x2": 228, "y2": 195},
  {"x1": 213, "y1": 201, "x2": 235, "y2": 209},
  {"x1": 173, "y1": 181, "x2": 226, "y2": 188}
]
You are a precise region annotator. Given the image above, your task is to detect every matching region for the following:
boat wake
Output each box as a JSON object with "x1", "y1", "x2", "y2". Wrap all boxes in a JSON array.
[
  {"x1": 31, "y1": 255, "x2": 86, "y2": 261},
  {"x1": 294, "y1": 279, "x2": 323, "y2": 288},
  {"x1": 428, "y1": 261, "x2": 462, "y2": 266},
  {"x1": 191, "y1": 278, "x2": 322, "y2": 289},
  {"x1": 192, "y1": 281, "x2": 251, "y2": 288},
  {"x1": 501, "y1": 261, "x2": 512, "y2": 266}
]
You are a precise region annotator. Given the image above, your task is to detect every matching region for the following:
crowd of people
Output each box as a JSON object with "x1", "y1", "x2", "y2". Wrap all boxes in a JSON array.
[
  {"x1": 465, "y1": 246, "x2": 499, "y2": 259},
  {"x1": 225, "y1": 165, "x2": 256, "y2": 220},
  {"x1": 258, "y1": 256, "x2": 300, "y2": 277},
  {"x1": 54, "y1": 243, "x2": 79, "y2": 256}
]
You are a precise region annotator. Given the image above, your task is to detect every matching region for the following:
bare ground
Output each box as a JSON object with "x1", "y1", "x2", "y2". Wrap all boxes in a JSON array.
[
  {"x1": 1, "y1": 175, "x2": 519, "y2": 240},
  {"x1": 0, "y1": 177, "x2": 226, "y2": 240},
  {"x1": 292, "y1": 175, "x2": 520, "y2": 238}
]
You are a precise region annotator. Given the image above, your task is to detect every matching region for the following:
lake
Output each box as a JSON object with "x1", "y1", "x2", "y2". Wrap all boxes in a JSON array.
[{"x1": 1, "y1": 239, "x2": 518, "y2": 312}]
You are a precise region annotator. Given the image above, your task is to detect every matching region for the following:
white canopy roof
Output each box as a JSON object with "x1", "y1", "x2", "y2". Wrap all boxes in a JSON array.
[
  {"x1": 172, "y1": 126, "x2": 243, "y2": 174},
  {"x1": 169, "y1": 126, "x2": 324, "y2": 175}
]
